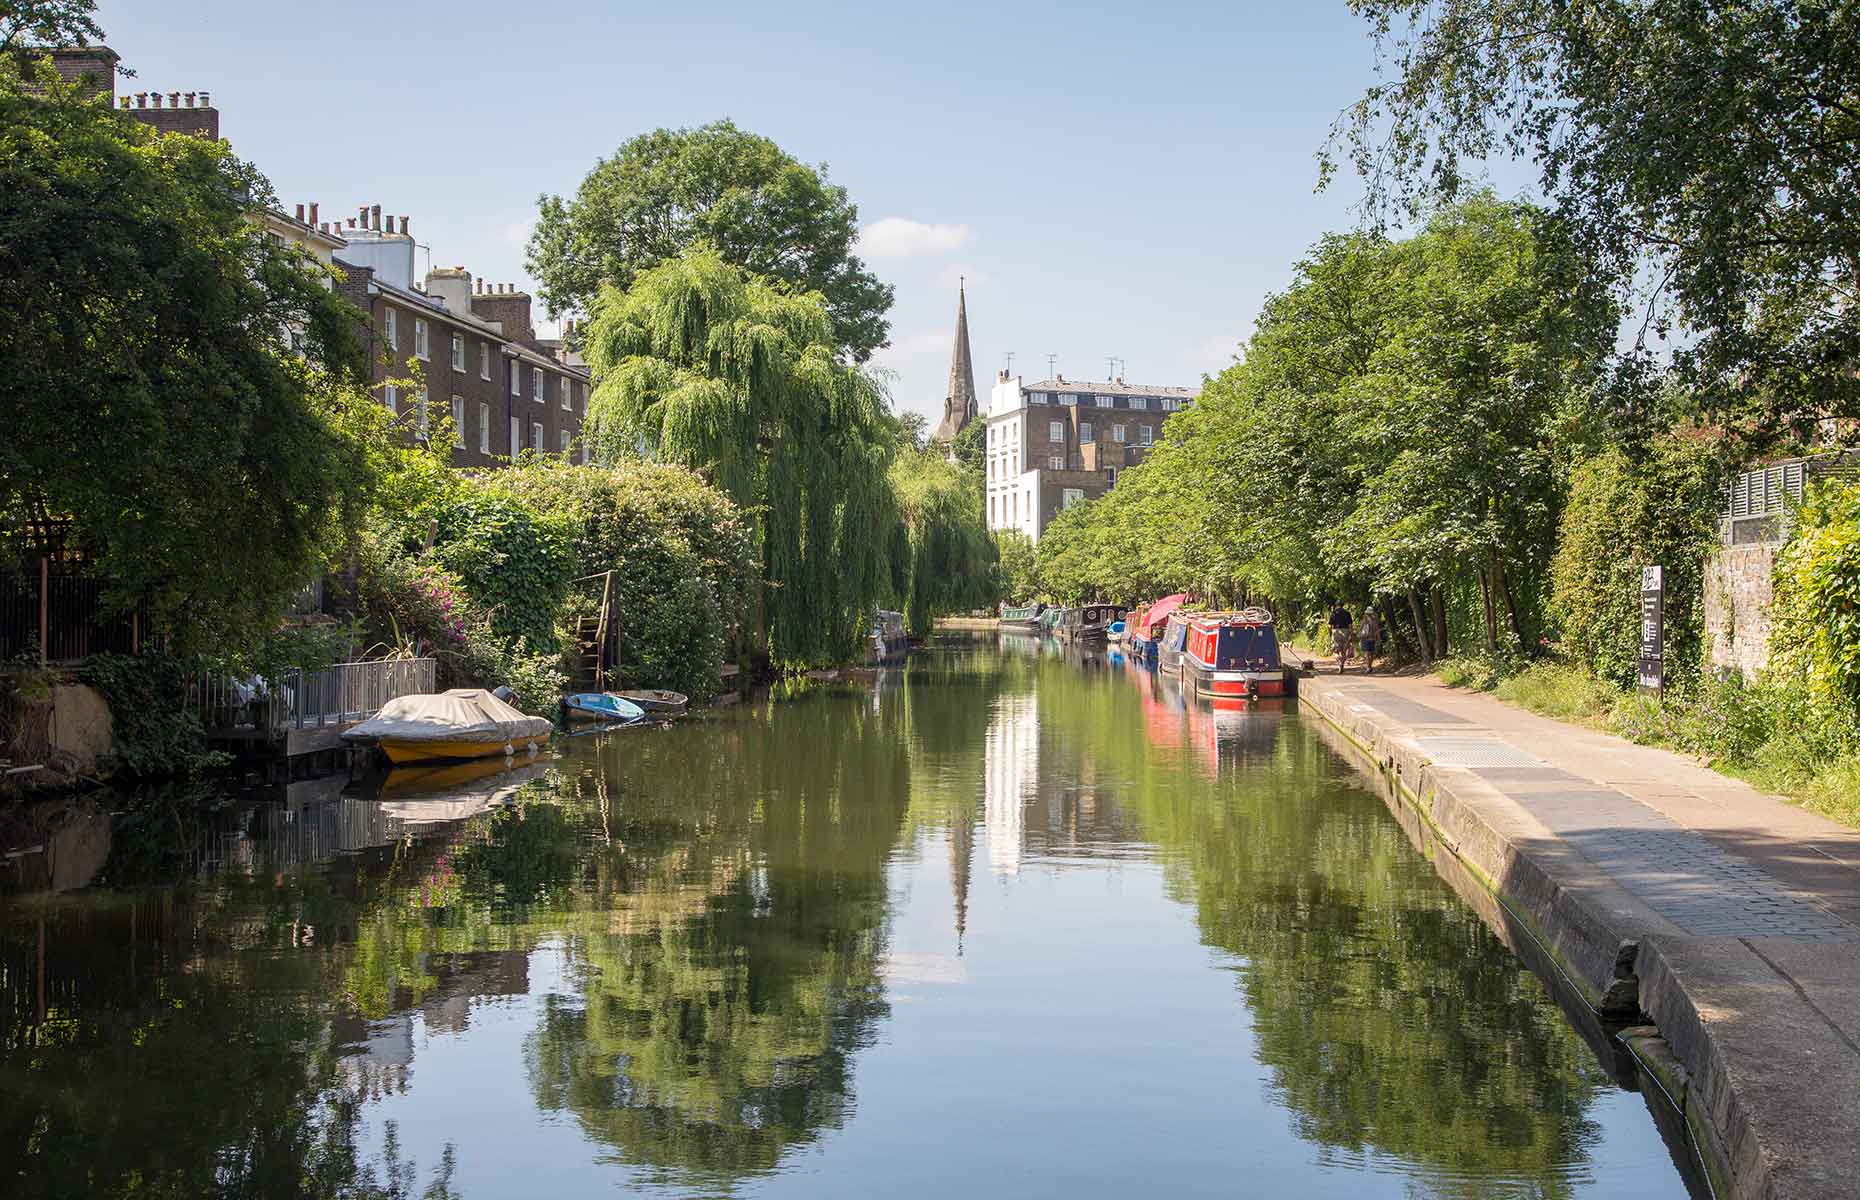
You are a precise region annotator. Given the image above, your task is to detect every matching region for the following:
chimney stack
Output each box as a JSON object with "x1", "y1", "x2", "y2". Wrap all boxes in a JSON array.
[
  {"x1": 184, "y1": 92, "x2": 196, "y2": 107},
  {"x1": 168, "y1": 92, "x2": 179, "y2": 108},
  {"x1": 357, "y1": 206, "x2": 368, "y2": 228},
  {"x1": 309, "y1": 202, "x2": 319, "y2": 227},
  {"x1": 370, "y1": 204, "x2": 381, "y2": 231},
  {"x1": 384, "y1": 215, "x2": 394, "y2": 234},
  {"x1": 294, "y1": 203, "x2": 306, "y2": 223},
  {"x1": 400, "y1": 216, "x2": 410, "y2": 237},
  {"x1": 199, "y1": 91, "x2": 210, "y2": 106}
]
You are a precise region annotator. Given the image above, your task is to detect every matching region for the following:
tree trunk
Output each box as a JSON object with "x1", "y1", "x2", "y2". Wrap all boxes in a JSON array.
[
  {"x1": 1407, "y1": 588, "x2": 1436, "y2": 664},
  {"x1": 1377, "y1": 595, "x2": 1407, "y2": 663},
  {"x1": 1494, "y1": 557, "x2": 1528, "y2": 654},
  {"x1": 1478, "y1": 565, "x2": 1499, "y2": 655}
]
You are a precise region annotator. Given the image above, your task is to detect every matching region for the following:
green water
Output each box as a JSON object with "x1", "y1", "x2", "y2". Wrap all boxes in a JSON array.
[{"x1": 1, "y1": 638, "x2": 1696, "y2": 1198}]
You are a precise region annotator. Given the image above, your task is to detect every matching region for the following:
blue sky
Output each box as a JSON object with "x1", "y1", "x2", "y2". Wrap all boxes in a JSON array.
[{"x1": 96, "y1": 0, "x2": 1426, "y2": 423}]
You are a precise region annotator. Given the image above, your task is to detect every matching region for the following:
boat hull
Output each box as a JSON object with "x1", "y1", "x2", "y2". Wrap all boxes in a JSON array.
[
  {"x1": 1181, "y1": 661, "x2": 1291, "y2": 700},
  {"x1": 380, "y1": 733, "x2": 548, "y2": 764}
]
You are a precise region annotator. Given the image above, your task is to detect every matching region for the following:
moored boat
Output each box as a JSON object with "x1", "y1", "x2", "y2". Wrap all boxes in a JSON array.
[
  {"x1": 561, "y1": 692, "x2": 647, "y2": 723},
  {"x1": 1127, "y1": 593, "x2": 1188, "y2": 663},
  {"x1": 1179, "y1": 608, "x2": 1291, "y2": 701},
  {"x1": 615, "y1": 688, "x2": 688, "y2": 715},
  {"x1": 1157, "y1": 611, "x2": 1192, "y2": 675},
  {"x1": 1056, "y1": 603, "x2": 1128, "y2": 644},
  {"x1": 1038, "y1": 607, "x2": 1068, "y2": 636},
  {"x1": 1107, "y1": 619, "x2": 1127, "y2": 644},
  {"x1": 342, "y1": 689, "x2": 553, "y2": 764},
  {"x1": 998, "y1": 601, "x2": 1046, "y2": 631}
]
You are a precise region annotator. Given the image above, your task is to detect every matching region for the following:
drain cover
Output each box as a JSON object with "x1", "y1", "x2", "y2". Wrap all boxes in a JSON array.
[{"x1": 1413, "y1": 737, "x2": 1544, "y2": 768}]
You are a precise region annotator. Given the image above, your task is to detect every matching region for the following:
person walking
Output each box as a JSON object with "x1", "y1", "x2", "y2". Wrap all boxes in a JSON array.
[
  {"x1": 1327, "y1": 602, "x2": 1355, "y2": 673},
  {"x1": 1358, "y1": 607, "x2": 1382, "y2": 674}
]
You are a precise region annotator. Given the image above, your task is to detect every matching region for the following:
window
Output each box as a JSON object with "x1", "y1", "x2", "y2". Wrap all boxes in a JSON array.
[
  {"x1": 1095, "y1": 394, "x2": 1113, "y2": 408},
  {"x1": 531, "y1": 367, "x2": 543, "y2": 402},
  {"x1": 561, "y1": 376, "x2": 571, "y2": 410},
  {"x1": 1012, "y1": 493, "x2": 1019, "y2": 522},
  {"x1": 1030, "y1": 392, "x2": 1048, "y2": 405},
  {"x1": 560, "y1": 429, "x2": 571, "y2": 454},
  {"x1": 1113, "y1": 424, "x2": 1126, "y2": 443},
  {"x1": 1062, "y1": 393, "x2": 1080, "y2": 405},
  {"x1": 385, "y1": 308, "x2": 398, "y2": 350},
  {"x1": 480, "y1": 343, "x2": 491, "y2": 380},
  {"x1": 383, "y1": 383, "x2": 397, "y2": 413},
  {"x1": 451, "y1": 396, "x2": 465, "y2": 447},
  {"x1": 1049, "y1": 455, "x2": 1065, "y2": 470},
  {"x1": 1062, "y1": 487, "x2": 1085, "y2": 509},
  {"x1": 1048, "y1": 420, "x2": 1064, "y2": 441},
  {"x1": 508, "y1": 360, "x2": 520, "y2": 397},
  {"x1": 1080, "y1": 421, "x2": 1093, "y2": 442},
  {"x1": 414, "y1": 319, "x2": 429, "y2": 361},
  {"x1": 1140, "y1": 425, "x2": 1154, "y2": 445},
  {"x1": 1107, "y1": 467, "x2": 1118, "y2": 485},
  {"x1": 479, "y1": 402, "x2": 491, "y2": 453},
  {"x1": 532, "y1": 422, "x2": 544, "y2": 452},
  {"x1": 450, "y1": 333, "x2": 464, "y2": 372},
  {"x1": 1129, "y1": 397, "x2": 1147, "y2": 411},
  {"x1": 509, "y1": 416, "x2": 520, "y2": 458}
]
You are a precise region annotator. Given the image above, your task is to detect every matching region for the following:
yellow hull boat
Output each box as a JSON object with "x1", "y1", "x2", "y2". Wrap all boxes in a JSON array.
[{"x1": 379, "y1": 733, "x2": 549, "y2": 765}]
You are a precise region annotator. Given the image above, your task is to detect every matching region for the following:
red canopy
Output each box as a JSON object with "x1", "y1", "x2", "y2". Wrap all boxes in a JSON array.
[{"x1": 1137, "y1": 593, "x2": 1189, "y2": 637}]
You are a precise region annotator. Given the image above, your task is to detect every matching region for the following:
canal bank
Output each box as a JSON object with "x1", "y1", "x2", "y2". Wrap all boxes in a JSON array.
[{"x1": 1301, "y1": 672, "x2": 1860, "y2": 1200}]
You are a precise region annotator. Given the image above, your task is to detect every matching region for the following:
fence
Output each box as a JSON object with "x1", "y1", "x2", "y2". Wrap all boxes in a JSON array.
[
  {"x1": 0, "y1": 561, "x2": 150, "y2": 664},
  {"x1": 195, "y1": 658, "x2": 435, "y2": 738},
  {"x1": 1719, "y1": 450, "x2": 1860, "y2": 546}
]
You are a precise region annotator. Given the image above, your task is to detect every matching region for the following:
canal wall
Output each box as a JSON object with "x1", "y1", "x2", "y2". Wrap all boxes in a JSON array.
[{"x1": 1300, "y1": 673, "x2": 1860, "y2": 1200}]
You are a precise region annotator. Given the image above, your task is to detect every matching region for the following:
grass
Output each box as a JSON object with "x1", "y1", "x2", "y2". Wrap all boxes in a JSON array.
[{"x1": 1433, "y1": 655, "x2": 1860, "y2": 831}]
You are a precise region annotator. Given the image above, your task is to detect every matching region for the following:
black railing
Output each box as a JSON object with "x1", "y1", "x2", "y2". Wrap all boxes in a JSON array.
[{"x1": 0, "y1": 562, "x2": 148, "y2": 664}]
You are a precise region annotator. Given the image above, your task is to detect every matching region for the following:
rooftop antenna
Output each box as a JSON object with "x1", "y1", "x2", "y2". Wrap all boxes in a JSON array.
[
  {"x1": 1045, "y1": 353, "x2": 1058, "y2": 378},
  {"x1": 1004, "y1": 351, "x2": 1015, "y2": 374},
  {"x1": 1107, "y1": 356, "x2": 1117, "y2": 381}
]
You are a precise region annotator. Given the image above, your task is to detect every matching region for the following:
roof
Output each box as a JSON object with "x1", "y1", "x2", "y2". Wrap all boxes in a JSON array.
[{"x1": 1022, "y1": 378, "x2": 1198, "y2": 400}]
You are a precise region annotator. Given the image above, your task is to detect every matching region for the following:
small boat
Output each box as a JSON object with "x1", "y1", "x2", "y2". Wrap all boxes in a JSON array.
[
  {"x1": 1107, "y1": 619, "x2": 1127, "y2": 644},
  {"x1": 561, "y1": 692, "x2": 647, "y2": 723},
  {"x1": 614, "y1": 688, "x2": 688, "y2": 715},
  {"x1": 1179, "y1": 608, "x2": 1292, "y2": 701},
  {"x1": 1056, "y1": 603, "x2": 1128, "y2": 644},
  {"x1": 342, "y1": 688, "x2": 553, "y2": 764},
  {"x1": 999, "y1": 601, "x2": 1046, "y2": 631},
  {"x1": 870, "y1": 609, "x2": 908, "y2": 664},
  {"x1": 1128, "y1": 593, "x2": 1188, "y2": 663},
  {"x1": 1038, "y1": 607, "x2": 1069, "y2": 636}
]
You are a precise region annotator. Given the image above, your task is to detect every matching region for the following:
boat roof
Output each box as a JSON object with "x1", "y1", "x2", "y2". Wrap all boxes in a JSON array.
[{"x1": 1187, "y1": 609, "x2": 1277, "y2": 628}]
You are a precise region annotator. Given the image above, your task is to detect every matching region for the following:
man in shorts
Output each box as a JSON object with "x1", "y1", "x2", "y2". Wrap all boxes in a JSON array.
[{"x1": 1328, "y1": 602, "x2": 1355, "y2": 673}]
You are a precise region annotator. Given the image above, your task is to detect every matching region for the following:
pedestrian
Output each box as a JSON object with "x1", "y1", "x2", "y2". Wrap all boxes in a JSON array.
[
  {"x1": 1327, "y1": 601, "x2": 1355, "y2": 673},
  {"x1": 1359, "y1": 607, "x2": 1382, "y2": 674}
]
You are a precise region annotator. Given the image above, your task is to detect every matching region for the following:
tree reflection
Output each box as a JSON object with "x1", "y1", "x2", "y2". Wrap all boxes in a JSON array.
[{"x1": 523, "y1": 691, "x2": 911, "y2": 1185}]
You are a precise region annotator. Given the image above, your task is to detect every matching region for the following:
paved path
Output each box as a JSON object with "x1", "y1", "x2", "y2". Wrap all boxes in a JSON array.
[{"x1": 1300, "y1": 670, "x2": 1860, "y2": 1200}]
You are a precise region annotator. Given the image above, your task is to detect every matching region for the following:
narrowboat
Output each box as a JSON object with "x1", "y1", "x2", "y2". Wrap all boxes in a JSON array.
[
  {"x1": 1055, "y1": 603, "x2": 1128, "y2": 644},
  {"x1": 1157, "y1": 611, "x2": 1192, "y2": 675},
  {"x1": 1127, "y1": 593, "x2": 1188, "y2": 663},
  {"x1": 1179, "y1": 609, "x2": 1292, "y2": 701},
  {"x1": 999, "y1": 602, "x2": 1046, "y2": 631},
  {"x1": 870, "y1": 610, "x2": 908, "y2": 663},
  {"x1": 1038, "y1": 607, "x2": 1068, "y2": 636}
]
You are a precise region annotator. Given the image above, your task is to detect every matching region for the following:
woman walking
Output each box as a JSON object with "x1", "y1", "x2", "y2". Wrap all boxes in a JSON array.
[{"x1": 1358, "y1": 607, "x2": 1382, "y2": 674}]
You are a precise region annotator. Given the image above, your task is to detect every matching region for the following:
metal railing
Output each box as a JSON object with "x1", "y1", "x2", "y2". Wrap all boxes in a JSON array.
[{"x1": 196, "y1": 658, "x2": 435, "y2": 737}]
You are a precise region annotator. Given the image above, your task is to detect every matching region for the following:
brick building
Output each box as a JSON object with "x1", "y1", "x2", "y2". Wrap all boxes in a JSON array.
[
  {"x1": 329, "y1": 211, "x2": 591, "y2": 468},
  {"x1": 984, "y1": 374, "x2": 1197, "y2": 542}
]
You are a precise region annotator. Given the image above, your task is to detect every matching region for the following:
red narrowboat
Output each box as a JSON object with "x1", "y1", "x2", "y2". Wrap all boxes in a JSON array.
[{"x1": 1179, "y1": 609, "x2": 1292, "y2": 700}]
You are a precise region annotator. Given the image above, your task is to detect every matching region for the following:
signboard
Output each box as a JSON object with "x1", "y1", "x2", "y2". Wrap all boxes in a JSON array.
[{"x1": 1638, "y1": 565, "x2": 1664, "y2": 695}]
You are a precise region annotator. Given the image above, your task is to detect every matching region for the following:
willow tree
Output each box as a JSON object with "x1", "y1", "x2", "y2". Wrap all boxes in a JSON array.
[
  {"x1": 581, "y1": 246, "x2": 898, "y2": 666},
  {"x1": 887, "y1": 445, "x2": 996, "y2": 633}
]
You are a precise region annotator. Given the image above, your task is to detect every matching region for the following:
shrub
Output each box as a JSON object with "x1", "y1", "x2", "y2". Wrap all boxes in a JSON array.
[
  {"x1": 1550, "y1": 435, "x2": 1720, "y2": 692},
  {"x1": 1493, "y1": 661, "x2": 1620, "y2": 724},
  {"x1": 430, "y1": 490, "x2": 576, "y2": 652},
  {"x1": 79, "y1": 653, "x2": 225, "y2": 778},
  {"x1": 1772, "y1": 478, "x2": 1860, "y2": 712}
]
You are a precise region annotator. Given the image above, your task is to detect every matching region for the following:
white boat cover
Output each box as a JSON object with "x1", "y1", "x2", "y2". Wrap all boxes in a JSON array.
[{"x1": 342, "y1": 688, "x2": 552, "y2": 746}]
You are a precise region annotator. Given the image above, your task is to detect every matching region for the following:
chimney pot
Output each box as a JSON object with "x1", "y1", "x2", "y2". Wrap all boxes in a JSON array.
[
  {"x1": 149, "y1": 92, "x2": 162, "y2": 108},
  {"x1": 168, "y1": 92, "x2": 179, "y2": 107},
  {"x1": 400, "y1": 217, "x2": 410, "y2": 237},
  {"x1": 309, "y1": 202, "x2": 319, "y2": 226},
  {"x1": 358, "y1": 206, "x2": 368, "y2": 227},
  {"x1": 199, "y1": 91, "x2": 209, "y2": 106},
  {"x1": 347, "y1": 217, "x2": 357, "y2": 228},
  {"x1": 134, "y1": 92, "x2": 146, "y2": 107},
  {"x1": 117, "y1": 95, "x2": 129, "y2": 108},
  {"x1": 184, "y1": 92, "x2": 196, "y2": 107},
  {"x1": 294, "y1": 203, "x2": 305, "y2": 222},
  {"x1": 384, "y1": 215, "x2": 394, "y2": 234},
  {"x1": 371, "y1": 205, "x2": 381, "y2": 231}
]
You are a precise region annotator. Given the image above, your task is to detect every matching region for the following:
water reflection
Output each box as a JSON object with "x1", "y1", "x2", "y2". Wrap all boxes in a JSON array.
[{"x1": 0, "y1": 641, "x2": 1693, "y2": 1198}]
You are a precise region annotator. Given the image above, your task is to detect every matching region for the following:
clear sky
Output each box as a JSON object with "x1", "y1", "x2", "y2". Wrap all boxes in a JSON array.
[{"x1": 94, "y1": 0, "x2": 1418, "y2": 424}]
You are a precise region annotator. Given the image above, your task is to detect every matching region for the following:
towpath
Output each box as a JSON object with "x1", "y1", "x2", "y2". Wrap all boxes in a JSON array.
[{"x1": 1299, "y1": 669, "x2": 1860, "y2": 1200}]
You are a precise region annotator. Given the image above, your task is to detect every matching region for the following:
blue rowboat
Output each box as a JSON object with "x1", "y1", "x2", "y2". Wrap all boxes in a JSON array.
[{"x1": 561, "y1": 692, "x2": 646, "y2": 724}]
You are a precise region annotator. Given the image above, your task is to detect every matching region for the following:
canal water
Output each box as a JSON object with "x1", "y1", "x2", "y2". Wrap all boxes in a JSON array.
[{"x1": 2, "y1": 638, "x2": 1698, "y2": 1198}]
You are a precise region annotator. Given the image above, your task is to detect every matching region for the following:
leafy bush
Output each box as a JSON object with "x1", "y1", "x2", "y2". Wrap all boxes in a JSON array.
[
  {"x1": 1493, "y1": 661, "x2": 1620, "y2": 724},
  {"x1": 1772, "y1": 478, "x2": 1860, "y2": 711},
  {"x1": 430, "y1": 491, "x2": 575, "y2": 652},
  {"x1": 79, "y1": 653, "x2": 225, "y2": 778},
  {"x1": 1550, "y1": 435, "x2": 1720, "y2": 692}
]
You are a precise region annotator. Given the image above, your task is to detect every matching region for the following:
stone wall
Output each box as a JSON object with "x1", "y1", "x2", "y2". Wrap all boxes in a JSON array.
[{"x1": 1703, "y1": 543, "x2": 1775, "y2": 680}]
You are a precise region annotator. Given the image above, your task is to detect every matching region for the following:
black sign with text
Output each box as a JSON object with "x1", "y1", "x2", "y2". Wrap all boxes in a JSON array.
[{"x1": 1638, "y1": 565, "x2": 1664, "y2": 694}]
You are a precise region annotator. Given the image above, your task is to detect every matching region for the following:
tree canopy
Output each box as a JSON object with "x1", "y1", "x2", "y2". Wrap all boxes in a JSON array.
[
  {"x1": 0, "y1": 53, "x2": 378, "y2": 654},
  {"x1": 1329, "y1": 0, "x2": 1860, "y2": 447},
  {"x1": 580, "y1": 246, "x2": 901, "y2": 666},
  {"x1": 528, "y1": 120, "x2": 894, "y2": 361}
]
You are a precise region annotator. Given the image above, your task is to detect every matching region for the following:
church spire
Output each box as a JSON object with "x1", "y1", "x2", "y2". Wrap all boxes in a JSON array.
[{"x1": 933, "y1": 278, "x2": 977, "y2": 442}]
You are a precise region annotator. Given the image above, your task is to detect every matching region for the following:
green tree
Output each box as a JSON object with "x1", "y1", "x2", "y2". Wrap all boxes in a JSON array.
[
  {"x1": 580, "y1": 246, "x2": 899, "y2": 668},
  {"x1": 889, "y1": 445, "x2": 996, "y2": 632},
  {"x1": 1329, "y1": 0, "x2": 1860, "y2": 447},
  {"x1": 0, "y1": 54, "x2": 378, "y2": 655},
  {"x1": 993, "y1": 530, "x2": 1038, "y2": 604},
  {"x1": 0, "y1": 0, "x2": 102, "y2": 50},
  {"x1": 528, "y1": 120, "x2": 894, "y2": 361}
]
